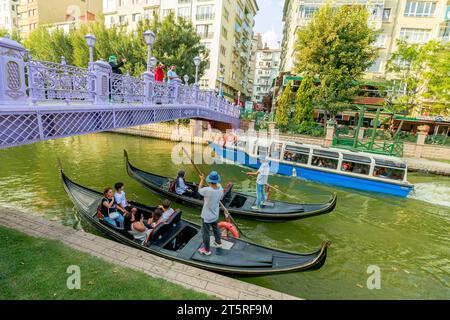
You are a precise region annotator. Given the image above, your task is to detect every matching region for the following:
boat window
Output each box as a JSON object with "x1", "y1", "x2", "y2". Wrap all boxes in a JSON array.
[
  {"x1": 270, "y1": 142, "x2": 283, "y2": 159},
  {"x1": 283, "y1": 145, "x2": 310, "y2": 164},
  {"x1": 341, "y1": 161, "x2": 370, "y2": 175},
  {"x1": 341, "y1": 154, "x2": 371, "y2": 175},
  {"x1": 311, "y1": 149, "x2": 339, "y2": 170},
  {"x1": 257, "y1": 146, "x2": 268, "y2": 157},
  {"x1": 374, "y1": 158, "x2": 406, "y2": 169},
  {"x1": 342, "y1": 154, "x2": 371, "y2": 164},
  {"x1": 373, "y1": 166, "x2": 405, "y2": 181},
  {"x1": 237, "y1": 139, "x2": 246, "y2": 149}
]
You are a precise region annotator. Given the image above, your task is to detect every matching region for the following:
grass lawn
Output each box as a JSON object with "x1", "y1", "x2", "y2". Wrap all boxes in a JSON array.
[{"x1": 0, "y1": 226, "x2": 214, "y2": 300}]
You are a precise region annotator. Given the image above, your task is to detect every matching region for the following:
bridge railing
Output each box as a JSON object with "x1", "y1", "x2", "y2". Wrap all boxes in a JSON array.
[{"x1": 0, "y1": 36, "x2": 240, "y2": 120}]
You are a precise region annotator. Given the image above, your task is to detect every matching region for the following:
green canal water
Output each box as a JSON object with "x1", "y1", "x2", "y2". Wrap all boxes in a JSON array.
[{"x1": 0, "y1": 133, "x2": 449, "y2": 299}]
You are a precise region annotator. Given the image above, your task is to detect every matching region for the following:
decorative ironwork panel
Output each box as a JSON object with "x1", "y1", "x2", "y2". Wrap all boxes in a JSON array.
[
  {"x1": 0, "y1": 113, "x2": 40, "y2": 148},
  {"x1": 28, "y1": 60, "x2": 92, "y2": 103},
  {"x1": 115, "y1": 109, "x2": 155, "y2": 128},
  {"x1": 6, "y1": 61, "x2": 21, "y2": 90},
  {"x1": 40, "y1": 111, "x2": 114, "y2": 138}
]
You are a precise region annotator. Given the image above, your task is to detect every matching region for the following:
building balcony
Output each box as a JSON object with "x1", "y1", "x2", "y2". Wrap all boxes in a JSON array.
[
  {"x1": 198, "y1": 31, "x2": 214, "y2": 39},
  {"x1": 196, "y1": 13, "x2": 215, "y2": 21}
]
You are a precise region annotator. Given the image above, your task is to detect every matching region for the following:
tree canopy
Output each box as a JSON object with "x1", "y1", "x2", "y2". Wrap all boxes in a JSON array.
[
  {"x1": 22, "y1": 13, "x2": 208, "y2": 80},
  {"x1": 386, "y1": 40, "x2": 449, "y2": 117},
  {"x1": 294, "y1": 4, "x2": 378, "y2": 120}
]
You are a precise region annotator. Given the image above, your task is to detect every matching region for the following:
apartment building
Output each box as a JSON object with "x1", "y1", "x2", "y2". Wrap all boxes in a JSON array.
[
  {"x1": 252, "y1": 46, "x2": 281, "y2": 105},
  {"x1": 103, "y1": 0, "x2": 259, "y2": 103},
  {"x1": 246, "y1": 32, "x2": 263, "y2": 99},
  {"x1": 280, "y1": 0, "x2": 450, "y2": 78},
  {"x1": 0, "y1": 0, "x2": 20, "y2": 33},
  {"x1": 17, "y1": 0, "x2": 103, "y2": 38}
]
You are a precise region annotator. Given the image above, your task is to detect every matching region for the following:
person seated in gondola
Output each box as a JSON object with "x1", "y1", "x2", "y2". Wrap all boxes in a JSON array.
[
  {"x1": 100, "y1": 187, "x2": 125, "y2": 228},
  {"x1": 160, "y1": 199, "x2": 175, "y2": 223},
  {"x1": 174, "y1": 170, "x2": 198, "y2": 198},
  {"x1": 145, "y1": 207, "x2": 163, "y2": 229},
  {"x1": 114, "y1": 182, "x2": 137, "y2": 217},
  {"x1": 129, "y1": 211, "x2": 152, "y2": 244}
]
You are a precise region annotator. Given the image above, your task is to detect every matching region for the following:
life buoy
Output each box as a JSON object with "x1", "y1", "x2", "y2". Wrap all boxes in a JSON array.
[{"x1": 218, "y1": 221, "x2": 239, "y2": 239}]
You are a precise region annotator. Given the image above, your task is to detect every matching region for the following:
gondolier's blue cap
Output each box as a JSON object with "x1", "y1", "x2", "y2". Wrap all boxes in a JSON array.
[{"x1": 206, "y1": 171, "x2": 221, "y2": 184}]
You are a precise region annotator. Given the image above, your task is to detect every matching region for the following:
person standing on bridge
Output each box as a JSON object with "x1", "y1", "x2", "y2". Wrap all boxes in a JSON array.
[
  {"x1": 154, "y1": 62, "x2": 166, "y2": 82},
  {"x1": 167, "y1": 65, "x2": 180, "y2": 84},
  {"x1": 109, "y1": 55, "x2": 127, "y2": 75}
]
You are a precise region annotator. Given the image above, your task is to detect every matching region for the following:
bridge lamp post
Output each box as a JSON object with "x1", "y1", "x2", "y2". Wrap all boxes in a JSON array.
[
  {"x1": 144, "y1": 30, "x2": 156, "y2": 73},
  {"x1": 183, "y1": 75, "x2": 189, "y2": 86},
  {"x1": 150, "y1": 57, "x2": 157, "y2": 73},
  {"x1": 193, "y1": 56, "x2": 201, "y2": 85},
  {"x1": 218, "y1": 76, "x2": 224, "y2": 97},
  {"x1": 84, "y1": 33, "x2": 97, "y2": 68}
]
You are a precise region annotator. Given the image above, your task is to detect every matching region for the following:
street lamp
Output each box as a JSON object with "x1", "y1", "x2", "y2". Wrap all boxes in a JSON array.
[
  {"x1": 193, "y1": 56, "x2": 201, "y2": 85},
  {"x1": 150, "y1": 57, "x2": 157, "y2": 70},
  {"x1": 237, "y1": 90, "x2": 241, "y2": 106},
  {"x1": 143, "y1": 30, "x2": 156, "y2": 73},
  {"x1": 218, "y1": 76, "x2": 224, "y2": 97},
  {"x1": 183, "y1": 75, "x2": 189, "y2": 85},
  {"x1": 84, "y1": 33, "x2": 97, "y2": 66}
]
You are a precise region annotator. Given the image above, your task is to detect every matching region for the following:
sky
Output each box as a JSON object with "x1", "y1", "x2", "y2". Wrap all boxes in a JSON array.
[{"x1": 254, "y1": 0, "x2": 284, "y2": 49}]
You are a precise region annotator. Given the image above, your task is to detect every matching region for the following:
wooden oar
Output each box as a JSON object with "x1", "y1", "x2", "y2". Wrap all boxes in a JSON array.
[
  {"x1": 181, "y1": 147, "x2": 247, "y2": 238},
  {"x1": 241, "y1": 170, "x2": 299, "y2": 201}
]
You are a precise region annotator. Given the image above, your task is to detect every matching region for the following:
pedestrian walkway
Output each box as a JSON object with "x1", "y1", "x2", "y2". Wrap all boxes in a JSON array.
[
  {"x1": 0, "y1": 206, "x2": 300, "y2": 300},
  {"x1": 403, "y1": 157, "x2": 450, "y2": 176}
]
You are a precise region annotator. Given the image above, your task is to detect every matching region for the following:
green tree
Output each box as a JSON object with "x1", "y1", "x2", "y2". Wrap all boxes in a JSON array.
[
  {"x1": 0, "y1": 28, "x2": 21, "y2": 42},
  {"x1": 421, "y1": 41, "x2": 450, "y2": 116},
  {"x1": 276, "y1": 81, "x2": 293, "y2": 128},
  {"x1": 136, "y1": 12, "x2": 209, "y2": 81},
  {"x1": 386, "y1": 40, "x2": 449, "y2": 135},
  {"x1": 23, "y1": 13, "x2": 208, "y2": 79},
  {"x1": 24, "y1": 27, "x2": 74, "y2": 64},
  {"x1": 295, "y1": 5, "x2": 378, "y2": 122},
  {"x1": 294, "y1": 76, "x2": 315, "y2": 127}
]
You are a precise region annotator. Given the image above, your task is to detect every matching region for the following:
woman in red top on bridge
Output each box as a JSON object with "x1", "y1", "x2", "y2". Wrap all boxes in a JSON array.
[{"x1": 154, "y1": 62, "x2": 165, "y2": 82}]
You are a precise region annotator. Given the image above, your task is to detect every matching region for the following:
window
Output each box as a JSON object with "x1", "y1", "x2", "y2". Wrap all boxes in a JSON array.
[
  {"x1": 132, "y1": 0, "x2": 140, "y2": 4},
  {"x1": 373, "y1": 34, "x2": 387, "y2": 48},
  {"x1": 382, "y1": 8, "x2": 391, "y2": 21},
  {"x1": 399, "y1": 28, "x2": 431, "y2": 44},
  {"x1": 119, "y1": 0, "x2": 127, "y2": 6},
  {"x1": 196, "y1": 24, "x2": 213, "y2": 39},
  {"x1": 220, "y1": 45, "x2": 226, "y2": 56},
  {"x1": 404, "y1": 1, "x2": 436, "y2": 17},
  {"x1": 223, "y1": 8, "x2": 229, "y2": 21},
  {"x1": 340, "y1": 154, "x2": 371, "y2": 175},
  {"x1": 196, "y1": 5, "x2": 214, "y2": 20},
  {"x1": 367, "y1": 59, "x2": 382, "y2": 73},
  {"x1": 299, "y1": 5, "x2": 319, "y2": 19},
  {"x1": 270, "y1": 143, "x2": 283, "y2": 159},
  {"x1": 311, "y1": 150, "x2": 339, "y2": 170},
  {"x1": 373, "y1": 166, "x2": 405, "y2": 181},
  {"x1": 119, "y1": 15, "x2": 128, "y2": 24},
  {"x1": 283, "y1": 146, "x2": 310, "y2": 164},
  {"x1": 132, "y1": 13, "x2": 141, "y2": 22},
  {"x1": 178, "y1": 7, "x2": 190, "y2": 19},
  {"x1": 257, "y1": 146, "x2": 268, "y2": 158},
  {"x1": 162, "y1": 9, "x2": 174, "y2": 18},
  {"x1": 222, "y1": 27, "x2": 228, "y2": 39}
]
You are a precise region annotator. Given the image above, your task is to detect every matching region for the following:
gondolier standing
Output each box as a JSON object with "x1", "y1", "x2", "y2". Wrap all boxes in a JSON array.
[
  {"x1": 197, "y1": 171, "x2": 230, "y2": 256},
  {"x1": 247, "y1": 156, "x2": 270, "y2": 210}
]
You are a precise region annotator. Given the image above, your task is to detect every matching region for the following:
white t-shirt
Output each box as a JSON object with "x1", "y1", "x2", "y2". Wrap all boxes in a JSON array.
[
  {"x1": 161, "y1": 208, "x2": 175, "y2": 222},
  {"x1": 114, "y1": 191, "x2": 127, "y2": 208},
  {"x1": 256, "y1": 162, "x2": 270, "y2": 185},
  {"x1": 198, "y1": 186, "x2": 224, "y2": 223}
]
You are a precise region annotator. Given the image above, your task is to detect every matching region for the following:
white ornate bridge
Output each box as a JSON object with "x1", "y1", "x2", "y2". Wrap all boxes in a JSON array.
[{"x1": 0, "y1": 37, "x2": 240, "y2": 150}]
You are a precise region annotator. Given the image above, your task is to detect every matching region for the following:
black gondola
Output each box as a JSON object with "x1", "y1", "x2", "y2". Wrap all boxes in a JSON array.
[
  {"x1": 61, "y1": 171, "x2": 330, "y2": 275},
  {"x1": 124, "y1": 150, "x2": 337, "y2": 221}
]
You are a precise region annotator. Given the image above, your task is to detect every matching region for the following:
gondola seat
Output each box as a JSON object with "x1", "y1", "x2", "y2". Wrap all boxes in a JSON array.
[{"x1": 145, "y1": 209, "x2": 182, "y2": 245}]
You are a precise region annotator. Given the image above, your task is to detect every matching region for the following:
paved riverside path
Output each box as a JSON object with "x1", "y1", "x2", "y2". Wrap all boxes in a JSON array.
[
  {"x1": 403, "y1": 157, "x2": 450, "y2": 176},
  {"x1": 0, "y1": 206, "x2": 300, "y2": 300}
]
